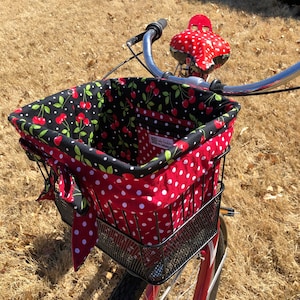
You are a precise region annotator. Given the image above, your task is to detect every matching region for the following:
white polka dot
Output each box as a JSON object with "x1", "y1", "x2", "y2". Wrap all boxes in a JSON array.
[
  {"x1": 74, "y1": 229, "x2": 79, "y2": 235},
  {"x1": 82, "y1": 239, "x2": 87, "y2": 245},
  {"x1": 82, "y1": 221, "x2": 87, "y2": 227},
  {"x1": 139, "y1": 203, "x2": 145, "y2": 209},
  {"x1": 162, "y1": 190, "x2": 167, "y2": 196},
  {"x1": 75, "y1": 248, "x2": 80, "y2": 254}
]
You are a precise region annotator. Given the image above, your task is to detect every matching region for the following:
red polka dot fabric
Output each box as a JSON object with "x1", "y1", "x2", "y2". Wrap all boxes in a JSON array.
[
  {"x1": 9, "y1": 77, "x2": 240, "y2": 270},
  {"x1": 170, "y1": 14, "x2": 230, "y2": 72}
]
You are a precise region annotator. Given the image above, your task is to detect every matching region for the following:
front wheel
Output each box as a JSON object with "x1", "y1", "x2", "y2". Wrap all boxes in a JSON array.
[{"x1": 109, "y1": 217, "x2": 227, "y2": 300}]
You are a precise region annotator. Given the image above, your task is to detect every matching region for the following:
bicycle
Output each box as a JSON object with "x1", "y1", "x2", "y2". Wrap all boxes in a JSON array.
[{"x1": 8, "y1": 17, "x2": 300, "y2": 300}]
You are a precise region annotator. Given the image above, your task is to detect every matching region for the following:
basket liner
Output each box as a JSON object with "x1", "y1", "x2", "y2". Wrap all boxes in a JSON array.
[{"x1": 8, "y1": 77, "x2": 240, "y2": 270}]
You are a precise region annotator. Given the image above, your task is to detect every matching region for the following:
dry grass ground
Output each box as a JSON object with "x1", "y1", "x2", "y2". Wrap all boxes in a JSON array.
[{"x1": 0, "y1": 0, "x2": 299, "y2": 299}]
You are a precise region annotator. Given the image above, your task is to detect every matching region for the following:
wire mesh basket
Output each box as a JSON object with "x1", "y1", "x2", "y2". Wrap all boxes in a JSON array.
[
  {"x1": 8, "y1": 77, "x2": 240, "y2": 282},
  {"x1": 55, "y1": 177, "x2": 224, "y2": 284}
]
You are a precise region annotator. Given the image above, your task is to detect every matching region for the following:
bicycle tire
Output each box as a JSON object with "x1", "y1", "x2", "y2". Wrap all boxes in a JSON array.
[
  {"x1": 108, "y1": 217, "x2": 227, "y2": 300},
  {"x1": 108, "y1": 272, "x2": 147, "y2": 300}
]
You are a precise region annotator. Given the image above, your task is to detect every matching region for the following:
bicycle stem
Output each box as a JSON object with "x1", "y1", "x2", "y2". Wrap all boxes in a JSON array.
[{"x1": 142, "y1": 20, "x2": 300, "y2": 96}]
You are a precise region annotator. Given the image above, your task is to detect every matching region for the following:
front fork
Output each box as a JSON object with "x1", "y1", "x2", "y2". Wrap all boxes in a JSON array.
[
  {"x1": 143, "y1": 210, "x2": 234, "y2": 300},
  {"x1": 193, "y1": 211, "x2": 232, "y2": 300}
]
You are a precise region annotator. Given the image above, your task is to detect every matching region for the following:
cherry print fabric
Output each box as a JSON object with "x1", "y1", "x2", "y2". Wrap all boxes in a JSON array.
[
  {"x1": 8, "y1": 77, "x2": 240, "y2": 270},
  {"x1": 170, "y1": 14, "x2": 230, "y2": 72}
]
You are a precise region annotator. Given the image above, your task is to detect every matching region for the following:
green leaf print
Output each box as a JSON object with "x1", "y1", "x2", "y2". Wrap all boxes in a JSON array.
[
  {"x1": 32, "y1": 104, "x2": 40, "y2": 110},
  {"x1": 215, "y1": 94, "x2": 222, "y2": 101},
  {"x1": 165, "y1": 150, "x2": 172, "y2": 161},
  {"x1": 74, "y1": 145, "x2": 81, "y2": 156}
]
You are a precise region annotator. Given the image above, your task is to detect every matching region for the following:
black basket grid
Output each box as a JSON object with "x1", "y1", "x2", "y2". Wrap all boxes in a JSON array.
[{"x1": 55, "y1": 171, "x2": 225, "y2": 285}]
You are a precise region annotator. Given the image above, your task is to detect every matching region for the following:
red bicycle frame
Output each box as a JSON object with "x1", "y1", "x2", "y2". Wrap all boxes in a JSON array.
[{"x1": 142, "y1": 220, "x2": 222, "y2": 300}]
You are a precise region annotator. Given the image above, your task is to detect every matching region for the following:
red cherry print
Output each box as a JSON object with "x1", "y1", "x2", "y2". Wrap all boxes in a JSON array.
[
  {"x1": 32, "y1": 116, "x2": 46, "y2": 125},
  {"x1": 122, "y1": 126, "x2": 129, "y2": 134},
  {"x1": 39, "y1": 117, "x2": 45, "y2": 125},
  {"x1": 105, "y1": 89, "x2": 113, "y2": 102},
  {"x1": 76, "y1": 112, "x2": 85, "y2": 123},
  {"x1": 153, "y1": 88, "x2": 160, "y2": 96},
  {"x1": 54, "y1": 135, "x2": 63, "y2": 146},
  {"x1": 174, "y1": 140, "x2": 189, "y2": 152},
  {"x1": 101, "y1": 131, "x2": 108, "y2": 139},
  {"x1": 118, "y1": 78, "x2": 126, "y2": 85},
  {"x1": 114, "y1": 120, "x2": 120, "y2": 128},
  {"x1": 85, "y1": 102, "x2": 92, "y2": 109},
  {"x1": 149, "y1": 81, "x2": 156, "y2": 90},
  {"x1": 55, "y1": 113, "x2": 67, "y2": 124},
  {"x1": 32, "y1": 116, "x2": 39, "y2": 124},
  {"x1": 224, "y1": 103, "x2": 233, "y2": 112},
  {"x1": 189, "y1": 95, "x2": 196, "y2": 104},
  {"x1": 214, "y1": 119, "x2": 225, "y2": 129},
  {"x1": 188, "y1": 88, "x2": 195, "y2": 97},
  {"x1": 198, "y1": 102, "x2": 205, "y2": 110},
  {"x1": 182, "y1": 99, "x2": 189, "y2": 108},
  {"x1": 126, "y1": 97, "x2": 134, "y2": 109},
  {"x1": 14, "y1": 108, "x2": 23, "y2": 114},
  {"x1": 79, "y1": 101, "x2": 86, "y2": 109},
  {"x1": 97, "y1": 142, "x2": 104, "y2": 149},
  {"x1": 200, "y1": 135, "x2": 206, "y2": 143},
  {"x1": 205, "y1": 106, "x2": 213, "y2": 115},
  {"x1": 145, "y1": 85, "x2": 151, "y2": 93},
  {"x1": 71, "y1": 87, "x2": 79, "y2": 99},
  {"x1": 171, "y1": 108, "x2": 178, "y2": 116},
  {"x1": 130, "y1": 91, "x2": 136, "y2": 99},
  {"x1": 96, "y1": 149, "x2": 104, "y2": 155},
  {"x1": 83, "y1": 118, "x2": 90, "y2": 126}
]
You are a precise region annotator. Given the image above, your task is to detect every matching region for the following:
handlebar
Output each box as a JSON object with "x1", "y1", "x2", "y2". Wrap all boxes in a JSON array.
[{"x1": 141, "y1": 19, "x2": 300, "y2": 96}]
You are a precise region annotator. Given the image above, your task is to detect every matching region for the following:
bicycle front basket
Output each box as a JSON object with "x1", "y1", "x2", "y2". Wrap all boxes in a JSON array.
[{"x1": 8, "y1": 77, "x2": 240, "y2": 274}]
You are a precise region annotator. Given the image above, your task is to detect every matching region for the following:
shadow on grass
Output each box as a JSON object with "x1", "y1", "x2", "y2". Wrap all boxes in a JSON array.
[
  {"x1": 28, "y1": 222, "x2": 122, "y2": 298},
  {"x1": 189, "y1": 0, "x2": 300, "y2": 18},
  {"x1": 29, "y1": 225, "x2": 73, "y2": 284}
]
